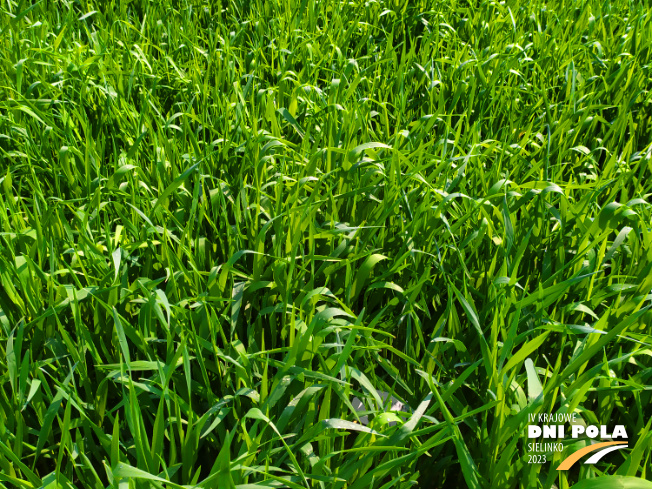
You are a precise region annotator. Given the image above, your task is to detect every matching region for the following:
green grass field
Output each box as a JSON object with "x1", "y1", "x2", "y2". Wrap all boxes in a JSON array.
[{"x1": 1, "y1": 0, "x2": 652, "y2": 487}]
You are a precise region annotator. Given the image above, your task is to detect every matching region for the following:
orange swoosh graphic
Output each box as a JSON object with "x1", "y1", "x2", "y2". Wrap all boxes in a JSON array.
[{"x1": 557, "y1": 441, "x2": 628, "y2": 470}]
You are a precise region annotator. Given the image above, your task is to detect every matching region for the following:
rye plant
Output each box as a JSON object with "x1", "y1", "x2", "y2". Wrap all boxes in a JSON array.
[{"x1": 0, "y1": 0, "x2": 651, "y2": 488}]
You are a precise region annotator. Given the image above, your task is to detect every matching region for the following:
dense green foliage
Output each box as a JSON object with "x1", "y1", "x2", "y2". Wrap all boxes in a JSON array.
[{"x1": 1, "y1": 0, "x2": 652, "y2": 487}]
